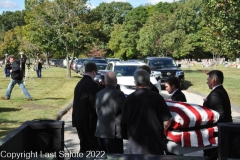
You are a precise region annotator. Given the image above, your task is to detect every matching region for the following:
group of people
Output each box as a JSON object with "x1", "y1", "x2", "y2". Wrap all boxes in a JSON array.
[
  {"x1": 72, "y1": 62, "x2": 232, "y2": 160},
  {"x1": 1, "y1": 53, "x2": 43, "y2": 101}
]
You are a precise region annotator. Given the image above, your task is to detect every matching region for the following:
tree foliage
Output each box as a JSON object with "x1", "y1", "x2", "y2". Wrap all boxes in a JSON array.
[
  {"x1": 203, "y1": 0, "x2": 240, "y2": 59},
  {"x1": 0, "y1": 11, "x2": 26, "y2": 32},
  {"x1": 1, "y1": 0, "x2": 240, "y2": 61},
  {"x1": 109, "y1": 6, "x2": 148, "y2": 59},
  {"x1": 24, "y1": 0, "x2": 102, "y2": 77},
  {"x1": 93, "y1": 2, "x2": 133, "y2": 49}
]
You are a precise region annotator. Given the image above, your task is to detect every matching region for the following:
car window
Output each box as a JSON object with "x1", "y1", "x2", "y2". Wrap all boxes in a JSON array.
[
  {"x1": 149, "y1": 59, "x2": 177, "y2": 68},
  {"x1": 77, "y1": 59, "x2": 86, "y2": 63},
  {"x1": 97, "y1": 64, "x2": 107, "y2": 70},
  {"x1": 89, "y1": 59, "x2": 107, "y2": 64},
  {"x1": 114, "y1": 66, "x2": 138, "y2": 76}
]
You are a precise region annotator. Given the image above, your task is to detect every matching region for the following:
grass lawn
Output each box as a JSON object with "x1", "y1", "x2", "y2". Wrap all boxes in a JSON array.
[
  {"x1": 0, "y1": 63, "x2": 240, "y2": 139},
  {"x1": 0, "y1": 66, "x2": 80, "y2": 138}
]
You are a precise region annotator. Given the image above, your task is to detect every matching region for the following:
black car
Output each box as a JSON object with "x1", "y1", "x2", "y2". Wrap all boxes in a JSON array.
[
  {"x1": 144, "y1": 57, "x2": 184, "y2": 88},
  {"x1": 79, "y1": 59, "x2": 107, "y2": 76}
]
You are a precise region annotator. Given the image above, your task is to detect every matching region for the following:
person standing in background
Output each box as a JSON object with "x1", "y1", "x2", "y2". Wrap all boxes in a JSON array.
[
  {"x1": 19, "y1": 52, "x2": 26, "y2": 77},
  {"x1": 165, "y1": 77, "x2": 186, "y2": 102},
  {"x1": 3, "y1": 54, "x2": 11, "y2": 77},
  {"x1": 34, "y1": 54, "x2": 42, "y2": 78},
  {"x1": 72, "y1": 62, "x2": 100, "y2": 152},
  {"x1": 1, "y1": 55, "x2": 32, "y2": 101}
]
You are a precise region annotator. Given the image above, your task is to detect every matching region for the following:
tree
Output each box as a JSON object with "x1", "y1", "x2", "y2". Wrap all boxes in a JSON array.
[
  {"x1": 109, "y1": 6, "x2": 148, "y2": 59},
  {"x1": 24, "y1": 0, "x2": 102, "y2": 77},
  {"x1": 137, "y1": 13, "x2": 166, "y2": 57},
  {"x1": 87, "y1": 43, "x2": 107, "y2": 57},
  {"x1": 0, "y1": 11, "x2": 26, "y2": 32},
  {"x1": 202, "y1": 0, "x2": 240, "y2": 59},
  {"x1": 0, "y1": 28, "x2": 21, "y2": 56},
  {"x1": 93, "y1": 2, "x2": 132, "y2": 49},
  {"x1": 107, "y1": 24, "x2": 123, "y2": 58}
]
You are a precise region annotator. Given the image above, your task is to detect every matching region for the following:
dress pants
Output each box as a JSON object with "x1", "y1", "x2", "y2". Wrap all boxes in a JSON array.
[
  {"x1": 76, "y1": 127, "x2": 100, "y2": 152},
  {"x1": 97, "y1": 137, "x2": 123, "y2": 153}
]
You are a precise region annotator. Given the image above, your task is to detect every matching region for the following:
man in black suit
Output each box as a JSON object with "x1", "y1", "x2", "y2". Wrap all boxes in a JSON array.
[
  {"x1": 165, "y1": 77, "x2": 186, "y2": 102},
  {"x1": 95, "y1": 71, "x2": 126, "y2": 153},
  {"x1": 72, "y1": 62, "x2": 100, "y2": 152},
  {"x1": 121, "y1": 69, "x2": 172, "y2": 154},
  {"x1": 203, "y1": 70, "x2": 232, "y2": 160}
]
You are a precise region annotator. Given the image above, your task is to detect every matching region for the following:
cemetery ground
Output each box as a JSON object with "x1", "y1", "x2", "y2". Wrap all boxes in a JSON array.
[{"x1": 0, "y1": 63, "x2": 240, "y2": 139}]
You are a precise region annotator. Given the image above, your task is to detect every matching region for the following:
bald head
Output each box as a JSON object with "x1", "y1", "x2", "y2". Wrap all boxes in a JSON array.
[{"x1": 105, "y1": 71, "x2": 117, "y2": 87}]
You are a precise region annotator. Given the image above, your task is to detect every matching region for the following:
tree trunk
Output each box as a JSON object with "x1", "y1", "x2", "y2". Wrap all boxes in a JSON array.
[
  {"x1": 44, "y1": 52, "x2": 50, "y2": 67},
  {"x1": 66, "y1": 55, "x2": 71, "y2": 78}
]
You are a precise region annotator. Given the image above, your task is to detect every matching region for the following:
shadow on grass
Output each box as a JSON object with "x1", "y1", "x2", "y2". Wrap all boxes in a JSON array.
[
  {"x1": 182, "y1": 80, "x2": 193, "y2": 90},
  {"x1": 71, "y1": 75, "x2": 81, "y2": 78},
  {"x1": 33, "y1": 97, "x2": 65, "y2": 101},
  {"x1": 0, "y1": 108, "x2": 22, "y2": 112},
  {"x1": 0, "y1": 119, "x2": 19, "y2": 138}
]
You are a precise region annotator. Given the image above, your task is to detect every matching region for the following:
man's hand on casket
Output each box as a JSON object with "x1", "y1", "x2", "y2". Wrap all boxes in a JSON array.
[{"x1": 164, "y1": 118, "x2": 172, "y2": 136}]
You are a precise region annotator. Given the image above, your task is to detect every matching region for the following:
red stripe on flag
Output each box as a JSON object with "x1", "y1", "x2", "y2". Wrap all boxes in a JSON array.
[
  {"x1": 178, "y1": 102, "x2": 202, "y2": 126},
  {"x1": 166, "y1": 131, "x2": 181, "y2": 144},
  {"x1": 207, "y1": 127, "x2": 216, "y2": 144},
  {"x1": 170, "y1": 121, "x2": 181, "y2": 129},
  {"x1": 183, "y1": 132, "x2": 191, "y2": 147},
  {"x1": 201, "y1": 105, "x2": 215, "y2": 125},
  {"x1": 195, "y1": 130, "x2": 204, "y2": 146},
  {"x1": 169, "y1": 106, "x2": 190, "y2": 129}
]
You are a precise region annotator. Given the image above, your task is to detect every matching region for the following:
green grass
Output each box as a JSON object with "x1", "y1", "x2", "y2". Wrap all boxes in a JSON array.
[
  {"x1": 182, "y1": 63, "x2": 240, "y2": 107},
  {"x1": 0, "y1": 66, "x2": 80, "y2": 138}
]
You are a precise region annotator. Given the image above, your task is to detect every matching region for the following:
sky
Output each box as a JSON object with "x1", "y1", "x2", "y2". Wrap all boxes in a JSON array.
[{"x1": 0, "y1": 0, "x2": 175, "y2": 14}]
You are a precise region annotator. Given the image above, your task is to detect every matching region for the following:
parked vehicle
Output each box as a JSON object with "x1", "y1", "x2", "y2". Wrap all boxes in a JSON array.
[
  {"x1": 72, "y1": 58, "x2": 86, "y2": 73},
  {"x1": 106, "y1": 58, "x2": 120, "y2": 63},
  {"x1": 144, "y1": 57, "x2": 184, "y2": 88},
  {"x1": 104, "y1": 61, "x2": 161, "y2": 95},
  {"x1": 55, "y1": 59, "x2": 65, "y2": 67},
  {"x1": 79, "y1": 59, "x2": 107, "y2": 76}
]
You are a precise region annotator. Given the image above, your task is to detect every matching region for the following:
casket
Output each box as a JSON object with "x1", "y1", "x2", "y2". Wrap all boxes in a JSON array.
[{"x1": 165, "y1": 101, "x2": 219, "y2": 154}]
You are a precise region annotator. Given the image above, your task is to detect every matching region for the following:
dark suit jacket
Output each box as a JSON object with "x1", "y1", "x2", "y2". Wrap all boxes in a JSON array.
[
  {"x1": 11, "y1": 60, "x2": 23, "y2": 80},
  {"x1": 72, "y1": 75, "x2": 100, "y2": 129},
  {"x1": 203, "y1": 85, "x2": 232, "y2": 123},
  {"x1": 149, "y1": 82, "x2": 159, "y2": 93},
  {"x1": 121, "y1": 88, "x2": 172, "y2": 154},
  {"x1": 171, "y1": 89, "x2": 186, "y2": 102},
  {"x1": 95, "y1": 85, "x2": 125, "y2": 139}
]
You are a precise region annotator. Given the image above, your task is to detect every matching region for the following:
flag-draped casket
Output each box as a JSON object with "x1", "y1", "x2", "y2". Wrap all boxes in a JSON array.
[{"x1": 166, "y1": 101, "x2": 219, "y2": 147}]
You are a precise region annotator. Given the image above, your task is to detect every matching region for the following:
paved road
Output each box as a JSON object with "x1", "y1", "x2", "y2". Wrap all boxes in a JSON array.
[{"x1": 61, "y1": 90, "x2": 240, "y2": 158}]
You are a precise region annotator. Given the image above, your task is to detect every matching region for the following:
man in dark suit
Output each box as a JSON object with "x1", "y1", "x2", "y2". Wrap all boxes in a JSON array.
[
  {"x1": 72, "y1": 62, "x2": 100, "y2": 152},
  {"x1": 203, "y1": 70, "x2": 232, "y2": 160},
  {"x1": 95, "y1": 71, "x2": 126, "y2": 153},
  {"x1": 165, "y1": 77, "x2": 186, "y2": 102},
  {"x1": 121, "y1": 69, "x2": 172, "y2": 154}
]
